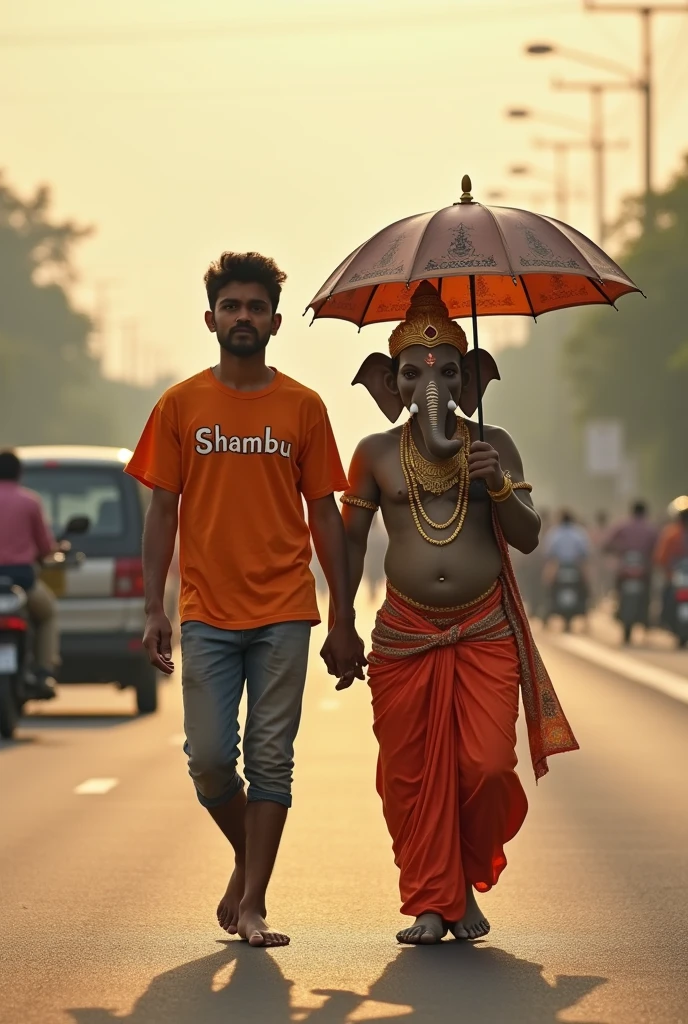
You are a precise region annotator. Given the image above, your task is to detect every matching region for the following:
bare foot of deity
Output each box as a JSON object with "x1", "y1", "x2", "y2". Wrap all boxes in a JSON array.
[
  {"x1": 238, "y1": 905, "x2": 290, "y2": 947},
  {"x1": 396, "y1": 913, "x2": 447, "y2": 945},
  {"x1": 217, "y1": 863, "x2": 245, "y2": 934},
  {"x1": 448, "y1": 886, "x2": 490, "y2": 940}
]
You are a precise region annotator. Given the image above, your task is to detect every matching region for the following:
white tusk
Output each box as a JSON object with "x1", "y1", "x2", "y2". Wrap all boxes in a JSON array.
[
  {"x1": 409, "y1": 403, "x2": 419, "y2": 416},
  {"x1": 447, "y1": 400, "x2": 457, "y2": 411}
]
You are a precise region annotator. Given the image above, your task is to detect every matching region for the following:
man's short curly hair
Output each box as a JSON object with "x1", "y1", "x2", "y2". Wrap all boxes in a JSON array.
[{"x1": 204, "y1": 252, "x2": 287, "y2": 313}]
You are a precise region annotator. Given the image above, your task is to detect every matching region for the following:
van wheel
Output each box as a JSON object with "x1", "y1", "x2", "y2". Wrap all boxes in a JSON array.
[
  {"x1": 134, "y1": 664, "x2": 158, "y2": 714},
  {"x1": 0, "y1": 676, "x2": 19, "y2": 739}
]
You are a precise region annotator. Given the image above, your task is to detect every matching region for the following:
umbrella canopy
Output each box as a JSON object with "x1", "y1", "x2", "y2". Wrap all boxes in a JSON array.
[{"x1": 307, "y1": 181, "x2": 640, "y2": 328}]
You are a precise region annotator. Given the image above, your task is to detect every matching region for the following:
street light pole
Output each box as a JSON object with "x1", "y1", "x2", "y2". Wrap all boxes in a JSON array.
[
  {"x1": 584, "y1": 2, "x2": 688, "y2": 213},
  {"x1": 551, "y1": 80, "x2": 629, "y2": 243},
  {"x1": 532, "y1": 139, "x2": 589, "y2": 221},
  {"x1": 641, "y1": 7, "x2": 652, "y2": 200}
]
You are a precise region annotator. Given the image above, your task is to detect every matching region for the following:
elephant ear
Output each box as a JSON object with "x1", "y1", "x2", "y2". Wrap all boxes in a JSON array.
[
  {"x1": 459, "y1": 349, "x2": 501, "y2": 417},
  {"x1": 352, "y1": 352, "x2": 404, "y2": 423}
]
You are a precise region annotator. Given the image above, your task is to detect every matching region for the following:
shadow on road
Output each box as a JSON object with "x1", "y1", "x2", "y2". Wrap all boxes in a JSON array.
[{"x1": 66, "y1": 939, "x2": 607, "y2": 1024}]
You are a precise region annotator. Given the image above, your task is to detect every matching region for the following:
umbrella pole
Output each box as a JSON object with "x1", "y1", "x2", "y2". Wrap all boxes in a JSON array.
[{"x1": 469, "y1": 275, "x2": 484, "y2": 442}]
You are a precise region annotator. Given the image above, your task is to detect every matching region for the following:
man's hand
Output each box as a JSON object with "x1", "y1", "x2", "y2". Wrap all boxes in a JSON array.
[
  {"x1": 320, "y1": 618, "x2": 367, "y2": 686},
  {"x1": 467, "y1": 441, "x2": 504, "y2": 492},
  {"x1": 143, "y1": 609, "x2": 175, "y2": 675}
]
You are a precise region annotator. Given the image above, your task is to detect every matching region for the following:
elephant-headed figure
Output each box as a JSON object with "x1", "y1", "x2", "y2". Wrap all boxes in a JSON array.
[{"x1": 352, "y1": 281, "x2": 500, "y2": 458}]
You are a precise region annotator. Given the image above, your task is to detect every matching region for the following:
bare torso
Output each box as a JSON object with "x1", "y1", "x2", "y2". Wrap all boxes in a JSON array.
[{"x1": 372, "y1": 421, "x2": 503, "y2": 607}]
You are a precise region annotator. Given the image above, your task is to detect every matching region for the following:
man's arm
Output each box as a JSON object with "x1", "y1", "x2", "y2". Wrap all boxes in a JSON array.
[
  {"x1": 142, "y1": 486, "x2": 178, "y2": 675},
  {"x1": 468, "y1": 427, "x2": 541, "y2": 554},
  {"x1": 331, "y1": 438, "x2": 381, "y2": 690},
  {"x1": 307, "y1": 494, "x2": 366, "y2": 683}
]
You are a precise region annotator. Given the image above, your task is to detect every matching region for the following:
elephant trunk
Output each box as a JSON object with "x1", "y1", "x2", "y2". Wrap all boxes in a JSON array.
[{"x1": 415, "y1": 380, "x2": 462, "y2": 460}]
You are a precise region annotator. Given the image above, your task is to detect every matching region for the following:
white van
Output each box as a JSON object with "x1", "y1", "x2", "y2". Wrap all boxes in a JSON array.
[{"x1": 17, "y1": 445, "x2": 172, "y2": 713}]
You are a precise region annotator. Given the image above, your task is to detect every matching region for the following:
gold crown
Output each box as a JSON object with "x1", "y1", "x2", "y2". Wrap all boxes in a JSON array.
[{"x1": 389, "y1": 281, "x2": 468, "y2": 359}]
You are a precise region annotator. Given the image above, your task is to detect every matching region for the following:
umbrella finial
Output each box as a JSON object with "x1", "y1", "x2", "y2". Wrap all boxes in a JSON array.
[{"x1": 459, "y1": 175, "x2": 474, "y2": 204}]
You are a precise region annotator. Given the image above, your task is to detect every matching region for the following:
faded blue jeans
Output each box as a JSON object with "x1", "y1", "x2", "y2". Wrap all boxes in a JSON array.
[{"x1": 180, "y1": 620, "x2": 311, "y2": 809}]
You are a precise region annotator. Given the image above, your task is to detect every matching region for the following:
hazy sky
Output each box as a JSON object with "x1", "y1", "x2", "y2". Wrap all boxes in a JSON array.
[{"x1": 3, "y1": 0, "x2": 688, "y2": 461}]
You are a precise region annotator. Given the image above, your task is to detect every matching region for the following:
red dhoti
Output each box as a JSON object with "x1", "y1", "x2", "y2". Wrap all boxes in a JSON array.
[{"x1": 367, "y1": 540, "x2": 578, "y2": 921}]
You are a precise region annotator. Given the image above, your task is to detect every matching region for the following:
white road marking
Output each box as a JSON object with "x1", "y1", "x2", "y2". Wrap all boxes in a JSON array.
[
  {"x1": 556, "y1": 634, "x2": 688, "y2": 706},
  {"x1": 74, "y1": 778, "x2": 119, "y2": 795},
  {"x1": 168, "y1": 733, "x2": 186, "y2": 746}
]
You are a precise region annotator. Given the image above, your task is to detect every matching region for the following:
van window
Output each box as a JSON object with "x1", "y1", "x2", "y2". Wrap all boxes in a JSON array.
[{"x1": 23, "y1": 468, "x2": 125, "y2": 537}]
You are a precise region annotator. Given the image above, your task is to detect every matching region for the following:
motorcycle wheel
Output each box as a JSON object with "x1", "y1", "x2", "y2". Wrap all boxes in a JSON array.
[{"x1": 0, "y1": 675, "x2": 19, "y2": 739}]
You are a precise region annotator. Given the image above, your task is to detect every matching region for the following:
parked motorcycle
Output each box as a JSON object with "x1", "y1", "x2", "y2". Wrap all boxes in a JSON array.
[
  {"x1": 0, "y1": 517, "x2": 88, "y2": 740},
  {"x1": 667, "y1": 556, "x2": 688, "y2": 649},
  {"x1": 547, "y1": 564, "x2": 587, "y2": 632},
  {"x1": 616, "y1": 550, "x2": 651, "y2": 645}
]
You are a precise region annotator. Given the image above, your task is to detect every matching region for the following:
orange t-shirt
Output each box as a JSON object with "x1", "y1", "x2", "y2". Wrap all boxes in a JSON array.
[{"x1": 125, "y1": 368, "x2": 348, "y2": 629}]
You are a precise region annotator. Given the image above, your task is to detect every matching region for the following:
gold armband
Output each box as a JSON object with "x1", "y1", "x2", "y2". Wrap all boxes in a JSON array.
[
  {"x1": 487, "y1": 471, "x2": 514, "y2": 503},
  {"x1": 512, "y1": 481, "x2": 533, "y2": 492},
  {"x1": 340, "y1": 494, "x2": 380, "y2": 512}
]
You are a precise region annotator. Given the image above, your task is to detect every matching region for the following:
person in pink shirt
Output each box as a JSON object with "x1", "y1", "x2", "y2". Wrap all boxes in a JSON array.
[{"x1": 0, "y1": 449, "x2": 59, "y2": 698}]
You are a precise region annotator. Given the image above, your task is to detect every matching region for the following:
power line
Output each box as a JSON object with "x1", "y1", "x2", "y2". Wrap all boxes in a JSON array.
[{"x1": 0, "y1": 4, "x2": 581, "y2": 47}]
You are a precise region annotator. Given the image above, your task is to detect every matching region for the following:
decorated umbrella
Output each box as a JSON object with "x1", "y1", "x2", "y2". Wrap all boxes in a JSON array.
[{"x1": 306, "y1": 175, "x2": 641, "y2": 439}]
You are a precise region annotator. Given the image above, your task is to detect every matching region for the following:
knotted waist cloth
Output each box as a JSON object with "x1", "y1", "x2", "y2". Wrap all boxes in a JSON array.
[{"x1": 366, "y1": 516, "x2": 578, "y2": 920}]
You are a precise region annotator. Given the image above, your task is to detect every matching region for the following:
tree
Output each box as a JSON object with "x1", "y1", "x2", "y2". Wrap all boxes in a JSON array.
[
  {"x1": 564, "y1": 158, "x2": 688, "y2": 506},
  {"x1": 0, "y1": 172, "x2": 168, "y2": 447}
]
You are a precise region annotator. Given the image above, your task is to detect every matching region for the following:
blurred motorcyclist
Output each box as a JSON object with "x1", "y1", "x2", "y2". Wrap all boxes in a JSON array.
[
  {"x1": 605, "y1": 500, "x2": 658, "y2": 567},
  {"x1": 543, "y1": 509, "x2": 591, "y2": 570},
  {"x1": 605, "y1": 500, "x2": 658, "y2": 636},
  {"x1": 542, "y1": 510, "x2": 591, "y2": 616},
  {"x1": 655, "y1": 505, "x2": 688, "y2": 627},
  {"x1": 0, "y1": 449, "x2": 59, "y2": 698}
]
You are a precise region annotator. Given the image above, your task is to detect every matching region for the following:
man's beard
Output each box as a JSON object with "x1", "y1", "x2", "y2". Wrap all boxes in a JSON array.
[{"x1": 218, "y1": 325, "x2": 270, "y2": 358}]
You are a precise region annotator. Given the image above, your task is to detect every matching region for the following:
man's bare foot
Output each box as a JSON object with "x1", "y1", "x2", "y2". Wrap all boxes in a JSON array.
[
  {"x1": 448, "y1": 887, "x2": 490, "y2": 940},
  {"x1": 217, "y1": 864, "x2": 245, "y2": 934},
  {"x1": 396, "y1": 913, "x2": 447, "y2": 945},
  {"x1": 238, "y1": 907, "x2": 290, "y2": 947}
]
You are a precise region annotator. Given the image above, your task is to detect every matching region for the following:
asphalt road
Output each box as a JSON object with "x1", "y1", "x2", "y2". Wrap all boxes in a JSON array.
[{"x1": 2, "y1": 598, "x2": 688, "y2": 1024}]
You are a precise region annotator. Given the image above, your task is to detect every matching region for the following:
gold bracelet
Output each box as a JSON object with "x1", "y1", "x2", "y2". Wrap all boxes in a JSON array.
[
  {"x1": 487, "y1": 471, "x2": 514, "y2": 503},
  {"x1": 340, "y1": 494, "x2": 380, "y2": 512},
  {"x1": 513, "y1": 481, "x2": 533, "y2": 492}
]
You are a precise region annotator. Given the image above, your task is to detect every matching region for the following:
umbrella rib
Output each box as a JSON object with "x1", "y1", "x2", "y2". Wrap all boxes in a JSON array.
[
  {"x1": 587, "y1": 276, "x2": 618, "y2": 309},
  {"x1": 519, "y1": 276, "x2": 538, "y2": 321},
  {"x1": 357, "y1": 286, "x2": 378, "y2": 331},
  {"x1": 482, "y1": 203, "x2": 517, "y2": 282},
  {"x1": 407, "y1": 208, "x2": 446, "y2": 283}
]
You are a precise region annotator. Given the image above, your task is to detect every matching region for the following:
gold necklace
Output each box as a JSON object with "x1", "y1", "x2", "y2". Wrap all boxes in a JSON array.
[
  {"x1": 400, "y1": 419, "x2": 471, "y2": 546},
  {"x1": 407, "y1": 434, "x2": 464, "y2": 494}
]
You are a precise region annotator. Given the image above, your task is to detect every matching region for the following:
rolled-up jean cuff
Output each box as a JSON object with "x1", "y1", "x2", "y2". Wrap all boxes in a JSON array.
[
  {"x1": 247, "y1": 787, "x2": 292, "y2": 808},
  {"x1": 194, "y1": 775, "x2": 245, "y2": 809}
]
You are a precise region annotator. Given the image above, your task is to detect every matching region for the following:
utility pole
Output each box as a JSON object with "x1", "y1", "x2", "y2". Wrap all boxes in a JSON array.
[
  {"x1": 552, "y1": 80, "x2": 628, "y2": 243},
  {"x1": 584, "y1": 2, "x2": 688, "y2": 216},
  {"x1": 533, "y1": 138, "x2": 589, "y2": 221}
]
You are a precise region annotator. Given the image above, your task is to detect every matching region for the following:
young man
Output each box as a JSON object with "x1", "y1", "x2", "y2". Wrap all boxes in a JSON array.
[{"x1": 126, "y1": 252, "x2": 364, "y2": 948}]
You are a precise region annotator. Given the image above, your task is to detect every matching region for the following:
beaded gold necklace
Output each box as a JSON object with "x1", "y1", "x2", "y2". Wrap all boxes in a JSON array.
[{"x1": 400, "y1": 418, "x2": 471, "y2": 546}]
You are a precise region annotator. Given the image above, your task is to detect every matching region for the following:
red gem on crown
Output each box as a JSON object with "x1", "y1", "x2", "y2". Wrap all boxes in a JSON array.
[{"x1": 424, "y1": 325, "x2": 438, "y2": 339}]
